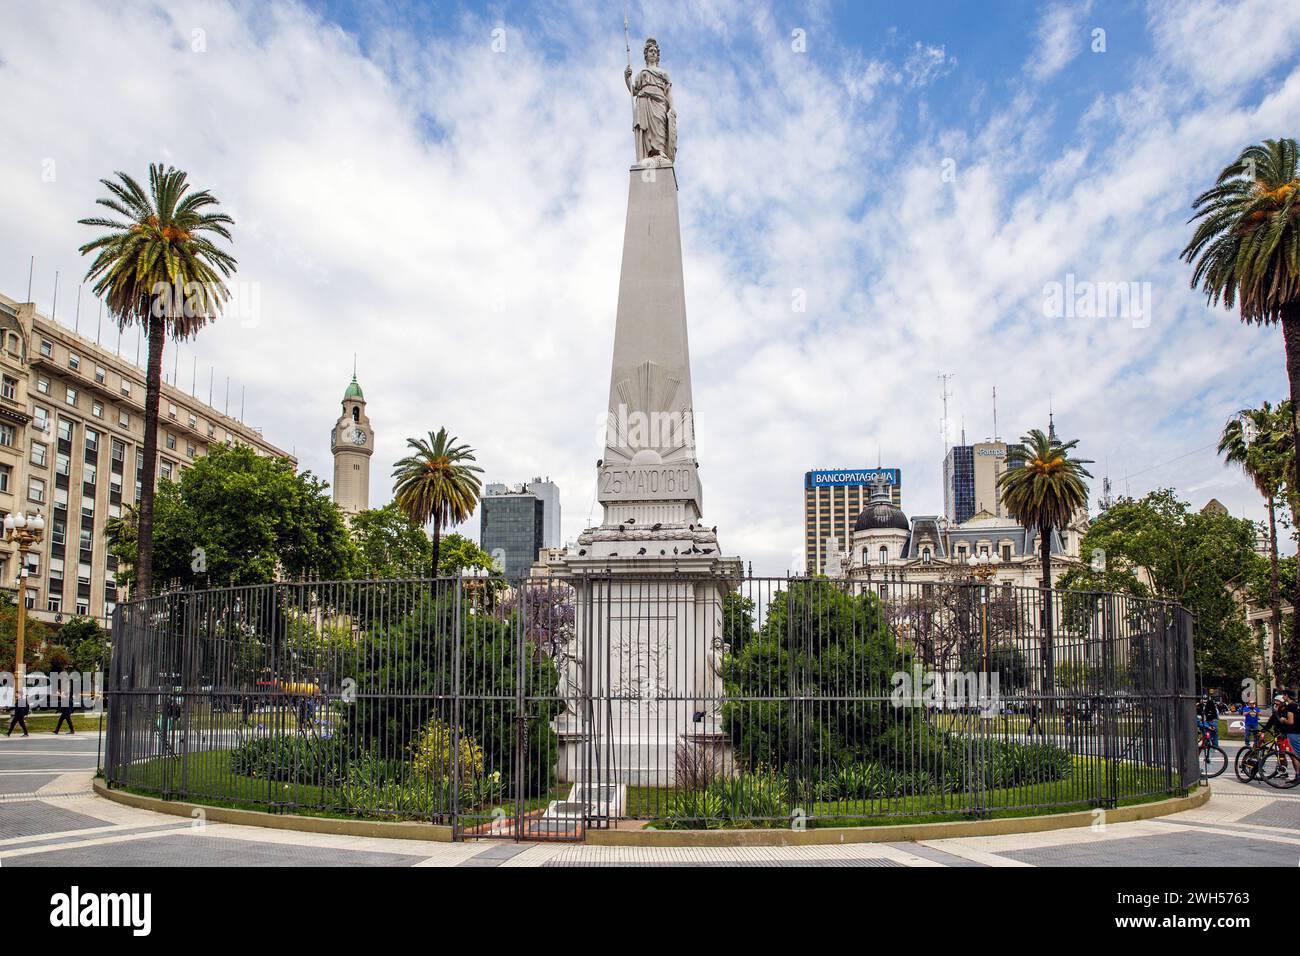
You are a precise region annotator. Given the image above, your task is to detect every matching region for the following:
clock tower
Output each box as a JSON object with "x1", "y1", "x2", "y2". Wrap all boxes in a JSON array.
[{"x1": 331, "y1": 374, "x2": 373, "y2": 515}]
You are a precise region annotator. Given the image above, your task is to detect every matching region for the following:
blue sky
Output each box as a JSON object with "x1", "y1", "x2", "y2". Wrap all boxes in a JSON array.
[{"x1": 0, "y1": 0, "x2": 1296, "y2": 573}]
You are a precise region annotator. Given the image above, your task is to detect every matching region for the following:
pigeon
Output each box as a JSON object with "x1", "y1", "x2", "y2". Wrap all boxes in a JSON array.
[
  {"x1": 651, "y1": 522, "x2": 662, "y2": 531},
  {"x1": 610, "y1": 552, "x2": 619, "y2": 557},
  {"x1": 673, "y1": 547, "x2": 679, "y2": 555},
  {"x1": 618, "y1": 524, "x2": 627, "y2": 533},
  {"x1": 596, "y1": 459, "x2": 603, "y2": 468},
  {"x1": 703, "y1": 548, "x2": 714, "y2": 554},
  {"x1": 578, "y1": 549, "x2": 586, "y2": 556},
  {"x1": 688, "y1": 523, "x2": 695, "y2": 531},
  {"x1": 711, "y1": 525, "x2": 717, "y2": 534},
  {"x1": 637, "y1": 547, "x2": 647, "y2": 555},
  {"x1": 659, "y1": 549, "x2": 666, "y2": 555},
  {"x1": 626, "y1": 517, "x2": 635, "y2": 523}
]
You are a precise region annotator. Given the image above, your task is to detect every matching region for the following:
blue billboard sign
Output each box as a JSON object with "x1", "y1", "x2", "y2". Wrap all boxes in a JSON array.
[{"x1": 805, "y1": 468, "x2": 900, "y2": 489}]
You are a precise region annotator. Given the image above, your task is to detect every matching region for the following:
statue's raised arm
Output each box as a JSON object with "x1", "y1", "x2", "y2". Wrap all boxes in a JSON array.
[{"x1": 625, "y1": 37, "x2": 677, "y2": 167}]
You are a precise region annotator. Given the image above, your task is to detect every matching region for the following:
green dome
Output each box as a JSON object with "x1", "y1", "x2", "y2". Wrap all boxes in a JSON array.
[{"x1": 344, "y1": 375, "x2": 364, "y2": 400}]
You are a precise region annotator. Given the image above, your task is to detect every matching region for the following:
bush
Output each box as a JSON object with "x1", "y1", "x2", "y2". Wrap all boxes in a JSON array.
[
  {"x1": 228, "y1": 735, "x2": 348, "y2": 786},
  {"x1": 411, "y1": 719, "x2": 484, "y2": 780},
  {"x1": 663, "y1": 771, "x2": 787, "y2": 828}
]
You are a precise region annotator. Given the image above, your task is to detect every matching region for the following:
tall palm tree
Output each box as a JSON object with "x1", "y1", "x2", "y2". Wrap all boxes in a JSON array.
[
  {"x1": 999, "y1": 427, "x2": 1093, "y2": 692},
  {"x1": 1219, "y1": 402, "x2": 1288, "y2": 686},
  {"x1": 392, "y1": 428, "x2": 483, "y2": 577},
  {"x1": 1183, "y1": 137, "x2": 1300, "y2": 651},
  {"x1": 78, "y1": 165, "x2": 235, "y2": 598}
]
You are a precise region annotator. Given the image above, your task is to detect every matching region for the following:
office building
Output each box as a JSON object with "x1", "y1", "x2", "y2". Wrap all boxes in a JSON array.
[
  {"x1": 0, "y1": 292, "x2": 292, "y2": 628},
  {"x1": 944, "y1": 439, "x2": 1009, "y2": 524},
  {"x1": 480, "y1": 478, "x2": 556, "y2": 574},
  {"x1": 803, "y1": 467, "x2": 902, "y2": 575}
]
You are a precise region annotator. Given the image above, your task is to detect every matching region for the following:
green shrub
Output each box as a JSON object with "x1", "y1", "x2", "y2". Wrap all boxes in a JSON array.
[{"x1": 228, "y1": 735, "x2": 348, "y2": 786}]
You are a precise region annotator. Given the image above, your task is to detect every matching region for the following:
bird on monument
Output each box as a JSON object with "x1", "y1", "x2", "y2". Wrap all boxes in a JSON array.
[
  {"x1": 578, "y1": 549, "x2": 586, "y2": 555},
  {"x1": 651, "y1": 522, "x2": 662, "y2": 531},
  {"x1": 618, "y1": 524, "x2": 627, "y2": 533},
  {"x1": 711, "y1": 526, "x2": 717, "y2": 533},
  {"x1": 659, "y1": 549, "x2": 666, "y2": 555},
  {"x1": 627, "y1": 517, "x2": 635, "y2": 523},
  {"x1": 703, "y1": 548, "x2": 714, "y2": 554},
  {"x1": 637, "y1": 547, "x2": 647, "y2": 555},
  {"x1": 596, "y1": 459, "x2": 603, "y2": 468}
]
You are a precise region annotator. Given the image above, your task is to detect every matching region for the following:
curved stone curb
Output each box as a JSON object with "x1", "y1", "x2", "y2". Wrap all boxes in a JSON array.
[
  {"x1": 585, "y1": 787, "x2": 1211, "y2": 847},
  {"x1": 92, "y1": 780, "x2": 454, "y2": 842},
  {"x1": 91, "y1": 780, "x2": 1207, "y2": 848}
]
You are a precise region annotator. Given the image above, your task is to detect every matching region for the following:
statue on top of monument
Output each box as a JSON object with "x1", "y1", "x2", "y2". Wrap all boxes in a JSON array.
[{"x1": 624, "y1": 37, "x2": 677, "y2": 166}]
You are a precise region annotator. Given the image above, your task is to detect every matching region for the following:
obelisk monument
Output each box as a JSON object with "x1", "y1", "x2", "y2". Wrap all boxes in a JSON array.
[{"x1": 550, "y1": 37, "x2": 741, "y2": 798}]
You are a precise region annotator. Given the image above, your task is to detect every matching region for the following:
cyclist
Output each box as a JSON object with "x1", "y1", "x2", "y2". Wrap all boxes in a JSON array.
[
  {"x1": 1241, "y1": 694, "x2": 1262, "y2": 749},
  {"x1": 1197, "y1": 694, "x2": 1220, "y2": 747},
  {"x1": 1262, "y1": 692, "x2": 1298, "y2": 781}
]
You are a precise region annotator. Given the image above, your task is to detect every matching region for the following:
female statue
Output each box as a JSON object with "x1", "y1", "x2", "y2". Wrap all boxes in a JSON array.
[{"x1": 623, "y1": 37, "x2": 677, "y2": 165}]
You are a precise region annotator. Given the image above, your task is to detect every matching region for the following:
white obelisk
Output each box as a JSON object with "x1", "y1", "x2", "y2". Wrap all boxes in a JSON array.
[{"x1": 550, "y1": 37, "x2": 740, "y2": 800}]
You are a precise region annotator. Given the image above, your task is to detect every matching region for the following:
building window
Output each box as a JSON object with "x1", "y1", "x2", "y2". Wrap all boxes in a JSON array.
[
  {"x1": 36, "y1": 376, "x2": 49, "y2": 395},
  {"x1": 92, "y1": 400, "x2": 103, "y2": 418},
  {"x1": 186, "y1": 443, "x2": 195, "y2": 458},
  {"x1": 0, "y1": 424, "x2": 13, "y2": 447},
  {"x1": 861, "y1": 547, "x2": 868, "y2": 566},
  {"x1": 168, "y1": 403, "x2": 177, "y2": 419},
  {"x1": 31, "y1": 442, "x2": 46, "y2": 467},
  {"x1": 85, "y1": 428, "x2": 98, "y2": 453},
  {"x1": 48, "y1": 595, "x2": 63, "y2": 613},
  {"x1": 39, "y1": 339, "x2": 53, "y2": 358},
  {"x1": 56, "y1": 453, "x2": 70, "y2": 477},
  {"x1": 94, "y1": 366, "x2": 106, "y2": 384},
  {"x1": 65, "y1": 387, "x2": 77, "y2": 407},
  {"x1": 68, "y1": 352, "x2": 80, "y2": 371},
  {"x1": 161, "y1": 461, "x2": 173, "y2": 480},
  {"x1": 878, "y1": 546, "x2": 888, "y2": 565},
  {"x1": 165, "y1": 433, "x2": 176, "y2": 451},
  {"x1": 119, "y1": 410, "x2": 130, "y2": 427},
  {"x1": 922, "y1": 547, "x2": 932, "y2": 563},
  {"x1": 0, "y1": 464, "x2": 9, "y2": 493},
  {"x1": 188, "y1": 413, "x2": 197, "y2": 428},
  {"x1": 28, "y1": 477, "x2": 44, "y2": 503},
  {"x1": 1001, "y1": 544, "x2": 1012, "y2": 562},
  {"x1": 57, "y1": 419, "x2": 72, "y2": 443},
  {"x1": 120, "y1": 380, "x2": 131, "y2": 397},
  {"x1": 33, "y1": 405, "x2": 49, "y2": 431},
  {"x1": 207, "y1": 422, "x2": 215, "y2": 437},
  {"x1": 1, "y1": 376, "x2": 18, "y2": 400},
  {"x1": 76, "y1": 600, "x2": 89, "y2": 616}
]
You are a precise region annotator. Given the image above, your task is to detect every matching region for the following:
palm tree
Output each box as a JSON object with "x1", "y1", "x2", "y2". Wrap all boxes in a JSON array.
[
  {"x1": 78, "y1": 165, "x2": 236, "y2": 598},
  {"x1": 998, "y1": 427, "x2": 1093, "y2": 693},
  {"x1": 1220, "y1": 402, "x2": 1291, "y2": 687},
  {"x1": 1183, "y1": 137, "x2": 1300, "y2": 652},
  {"x1": 392, "y1": 429, "x2": 483, "y2": 577},
  {"x1": 104, "y1": 503, "x2": 140, "y2": 596}
]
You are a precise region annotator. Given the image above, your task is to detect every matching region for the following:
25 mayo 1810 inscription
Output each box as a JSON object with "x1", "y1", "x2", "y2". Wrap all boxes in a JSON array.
[{"x1": 598, "y1": 464, "x2": 695, "y2": 501}]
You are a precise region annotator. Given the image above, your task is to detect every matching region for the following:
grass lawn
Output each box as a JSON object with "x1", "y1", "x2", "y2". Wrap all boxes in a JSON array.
[
  {"x1": 629, "y1": 756, "x2": 1179, "y2": 828},
  {"x1": 114, "y1": 748, "x2": 568, "y2": 824}
]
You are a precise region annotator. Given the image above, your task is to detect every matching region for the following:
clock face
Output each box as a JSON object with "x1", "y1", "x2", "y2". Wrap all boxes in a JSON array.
[{"x1": 350, "y1": 427, "x2": 367, "y2": 446}]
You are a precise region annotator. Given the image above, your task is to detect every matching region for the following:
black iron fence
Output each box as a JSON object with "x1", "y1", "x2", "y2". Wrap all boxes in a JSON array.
[{"x1": 104, "y1": 575, "x2": 1198, "y2": 839}]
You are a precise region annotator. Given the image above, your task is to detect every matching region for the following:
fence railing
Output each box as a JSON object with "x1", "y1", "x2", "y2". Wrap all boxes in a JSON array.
[{"x1": 104, "y1": 575, "x2": 1198, "y2": 838}]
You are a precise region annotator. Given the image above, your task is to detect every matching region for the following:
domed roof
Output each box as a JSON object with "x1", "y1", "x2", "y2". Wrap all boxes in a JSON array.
[
  {"x1": 853, "y1": 479, "x2": 909, "y2": 532},
  {"x1": 344, "y1": 375, "x2": 364, "y2": 400}
]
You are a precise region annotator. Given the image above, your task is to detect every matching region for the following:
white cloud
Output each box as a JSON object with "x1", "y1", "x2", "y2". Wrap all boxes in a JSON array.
[
  {"x1": 0, "y1": 0, "x2": 1293, "y2": 577},
  {"x1": 1025, "y1": 1, "x2": 1092, "y2": 83}
]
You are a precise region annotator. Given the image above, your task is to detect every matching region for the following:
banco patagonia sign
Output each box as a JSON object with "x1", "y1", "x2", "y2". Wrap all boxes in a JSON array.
[{"x1": 805, "y1": 468, "x2": 900, "y2": 489}]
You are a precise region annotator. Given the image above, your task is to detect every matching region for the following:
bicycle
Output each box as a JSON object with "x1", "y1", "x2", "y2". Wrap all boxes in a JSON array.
[
  {"x1": 1235, "y1": 730, "x2": 1299, "y2": 788},
  {"x1": 1197, "y1": 722, "x2": 1227, "y2": 778}
]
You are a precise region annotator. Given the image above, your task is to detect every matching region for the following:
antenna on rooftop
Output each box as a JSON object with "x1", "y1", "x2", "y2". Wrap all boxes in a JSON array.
[
  {"x1": 992, "y1": 385, "x2": 999, "y2": 442},
  {"x1": 51, "y1": 271, "x2": 59, "y2": 321}
]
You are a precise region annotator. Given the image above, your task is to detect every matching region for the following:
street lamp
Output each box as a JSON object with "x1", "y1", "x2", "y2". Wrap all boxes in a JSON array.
[
  {"x1": 967, "y1": 552, "x2": 1001, "y2": 674},
  {"x1": 5, "y1": 510, "x2": 46, "y2": 694}
]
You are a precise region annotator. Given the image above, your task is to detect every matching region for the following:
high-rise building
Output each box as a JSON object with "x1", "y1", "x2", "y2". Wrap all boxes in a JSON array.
[
  {"x1": 803, "y1": 467, "x2": 902, "y2": 575},
  {"x1": 329, "y1": 374, "x2": 372, "y2": 515},
  {"x1": 0, "y1": 292, "x2": 291, "y2": 628},
  {"x1": 526, "y1": 476, "x2": 561, "y2": 548},
  {"x1": 480, "y1": 482, "x2": 545, "y2": 578},
  {"x1": 944, "y1": 440, "x2": 1009, "y2": 524}
]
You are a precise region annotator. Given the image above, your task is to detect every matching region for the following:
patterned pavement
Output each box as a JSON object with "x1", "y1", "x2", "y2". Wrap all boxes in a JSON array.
[{"x1": 1, "y1": 733, "x2": 1295, "y2": 866}]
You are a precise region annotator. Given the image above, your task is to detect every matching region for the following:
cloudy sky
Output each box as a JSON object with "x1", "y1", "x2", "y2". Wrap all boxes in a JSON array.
[{"x1": 1, "y1": 0, "x2": 1296, "y2": 574}]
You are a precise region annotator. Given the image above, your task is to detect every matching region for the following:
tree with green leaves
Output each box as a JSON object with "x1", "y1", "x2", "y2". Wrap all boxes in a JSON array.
[
  {"x1": 106, "y1": 443, "x2": 356, "y2": 589},
  {"x1": 998, "y1": 427, "x2": 1092, "y2": 692},
  {"x1": 56, "y1": 618, "x2": 111, "y2": 674},
  {"x1": 1059, "y1": 489, "x2": 1263, "y2": 690},
  {"x1": 348, "y1": 503, "x2": 433, "y2": 579},
  {"x1": 437, "y1": 533, "x2": 496, "y2": 577},
  {"x1": 391, "y1": 429, "x2": 483, "y2": 576},
  {"x1": 1219, "y1": 401, "x2": 1291, "y2": 682},
  {"x1": 79, "y1": 165, "x2": 237, "y2": 598},
  {"x1": 1183, "y1": 137, "x2": 1300, "y2": 656}
]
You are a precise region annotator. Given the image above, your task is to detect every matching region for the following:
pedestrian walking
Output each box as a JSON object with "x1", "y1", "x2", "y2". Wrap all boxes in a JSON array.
[
  {"x1": 52, "y1": 682, "x2": 76, "y2": 735},
  {"x1": 5, "y1": 691, "x2": 30, "y2": 737}
]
